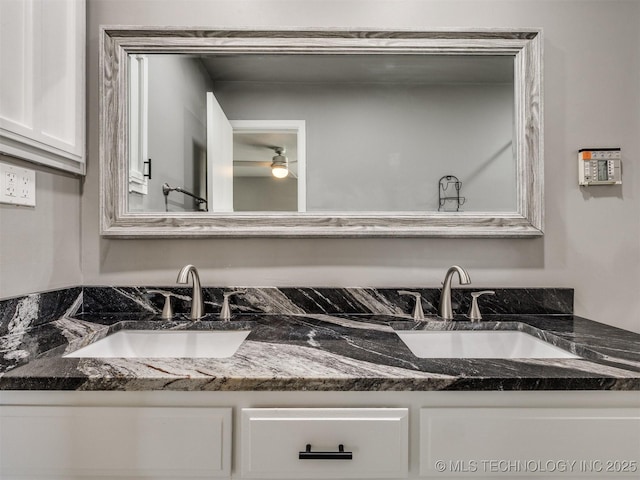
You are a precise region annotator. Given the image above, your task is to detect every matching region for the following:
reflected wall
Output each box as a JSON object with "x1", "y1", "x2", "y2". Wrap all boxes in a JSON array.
[{"x1": 128, "y1": 54, "x2": 515, "y2": 214}]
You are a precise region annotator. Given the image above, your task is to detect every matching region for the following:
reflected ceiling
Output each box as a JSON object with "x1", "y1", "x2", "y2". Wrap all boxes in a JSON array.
[{"x1": 200, "y1": 54, "x2": 514, "y2": 84}]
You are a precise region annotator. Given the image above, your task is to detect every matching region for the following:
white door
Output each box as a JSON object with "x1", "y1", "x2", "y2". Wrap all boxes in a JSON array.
[{"x1": 206, "y1": 91, "x2": 233, "y2": 212}]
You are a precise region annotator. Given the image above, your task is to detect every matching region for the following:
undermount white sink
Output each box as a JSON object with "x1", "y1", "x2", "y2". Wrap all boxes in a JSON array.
[
  {"x1": 395, "y1": 330, "x2": 579, "y2": 359},
  {"x1": 64, "y1": 330, "x2": 251, "y2": 358}
]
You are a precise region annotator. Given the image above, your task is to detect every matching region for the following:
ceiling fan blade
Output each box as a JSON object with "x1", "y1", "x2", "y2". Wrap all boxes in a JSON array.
[
  {"x1": 234, "y1": 159, "x2": 298, "y2": 164},
  {"x1": 233, "y1": 159, "x2": 299, "y2": 179},
  {"x1": 233, "y1": 160, "x2": 272, "y2": 167}
]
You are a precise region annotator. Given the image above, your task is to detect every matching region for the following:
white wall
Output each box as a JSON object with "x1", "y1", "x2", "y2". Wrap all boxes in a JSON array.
[
  {"x1": 84, "y1": 0, "x2": 640, "y2": 333},
  {"x1": 0, "y1": 155, "x2": 82, "y2": 299}
]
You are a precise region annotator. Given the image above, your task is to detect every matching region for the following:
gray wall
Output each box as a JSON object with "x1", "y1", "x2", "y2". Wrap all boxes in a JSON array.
[
  {"x1": 0, "y1": 155, "x2": 82, "y2": 299},
  {"x1": 80, "y1": 0, "x2": 640, "y2": 333},
  {"x1": 129, "y1": 55, "x2": 213, "y2": 213},
  {"x1": 216, "y1": 82, "x2": 515, "y2": 212},
  {"x1": 234, "y1": 177, "x2": 298, "y2": 212}
]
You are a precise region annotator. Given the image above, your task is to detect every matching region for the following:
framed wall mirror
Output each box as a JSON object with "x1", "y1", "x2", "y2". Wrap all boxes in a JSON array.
[{"x1": 100, "y1": 28, "x2": 542, "y2": 237}]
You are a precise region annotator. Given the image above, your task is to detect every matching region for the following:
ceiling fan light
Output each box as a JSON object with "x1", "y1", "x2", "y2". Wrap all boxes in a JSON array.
[
  {"x1": 271, "y1": 163, "x2": 289, "y2": 178},
  {"x1": 271, "y1": 150, "x2": 289, "y2": 178}
]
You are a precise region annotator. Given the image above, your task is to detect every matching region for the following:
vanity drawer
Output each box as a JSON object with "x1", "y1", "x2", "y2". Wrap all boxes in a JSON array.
[
  {"x1": 241, "y1": 408, "x2": 409, "y2": 479},
  {"x1": 0, "y1": 406, "x2": 232, "y2": 478}
]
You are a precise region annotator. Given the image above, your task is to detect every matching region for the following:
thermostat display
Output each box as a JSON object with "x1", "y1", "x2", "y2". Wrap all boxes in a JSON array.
[{"x1": 578, "y1": 148, "x2": 621, "y2": 186}]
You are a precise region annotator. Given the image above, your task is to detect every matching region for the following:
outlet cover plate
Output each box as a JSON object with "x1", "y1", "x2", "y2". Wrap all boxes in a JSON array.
[{"x1": 0, "y1": 162, "x2": 36, "y2": 207}]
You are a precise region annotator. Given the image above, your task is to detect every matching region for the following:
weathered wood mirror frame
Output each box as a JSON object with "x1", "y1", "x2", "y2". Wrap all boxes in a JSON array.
[{"x1": 100, "y1": 27, "x2": 542, "y2": 238}]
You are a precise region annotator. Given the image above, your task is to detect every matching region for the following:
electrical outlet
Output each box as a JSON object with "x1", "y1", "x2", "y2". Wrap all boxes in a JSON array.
[
  {"x1": 5, "y1": 172, "x2": 17, "y2": 197},
  {"x1": 0, "y1": 162, "x2": 36, "y2": 207}
]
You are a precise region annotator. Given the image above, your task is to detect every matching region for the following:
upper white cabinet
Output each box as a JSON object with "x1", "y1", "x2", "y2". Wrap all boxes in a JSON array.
[{"x1": 0, "y1": 0, "x2": 85, "y2": 175}]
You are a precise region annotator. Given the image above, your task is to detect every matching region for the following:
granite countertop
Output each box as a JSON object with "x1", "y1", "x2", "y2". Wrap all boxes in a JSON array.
[{"x1": 1, "y1": 286, "x2": 639, "y2": 391}]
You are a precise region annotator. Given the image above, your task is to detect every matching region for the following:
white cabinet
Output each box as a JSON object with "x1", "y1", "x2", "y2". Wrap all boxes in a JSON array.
[
  {"x1": 0, "y1": 0, "x2": 85, "y2": 175},
  {"x1": 420, "y1": 407, "x2": 640, "y2": 478},
  {"x1": 0, "y1": 391, "x2": 638, "y2": 479},
  {"x1": 241, "y1": 408, "x2": 409, "y2": 479},
  {"x1": 0, "y1": 406, "x2": 232, "y2": 479}
]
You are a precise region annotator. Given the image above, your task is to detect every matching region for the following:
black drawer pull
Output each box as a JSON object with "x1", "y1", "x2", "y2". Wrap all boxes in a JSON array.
[{"x1": 299, "y1": 444, "x2": 353, "y2": 460}]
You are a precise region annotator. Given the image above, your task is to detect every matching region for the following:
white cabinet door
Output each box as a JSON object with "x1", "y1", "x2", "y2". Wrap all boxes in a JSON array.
[
  {"x1": 420, "y1": 407, "x2": 640, "y2": 477},
  {"x1": 0, "y1": 406, "x2": 232, "y2": 479},
  {"x1": 241, "y1": 408, "x2": 409, "y2": 479},
  {"x1": 0, "y1": 0, "x2": 85, "y2": 175}
]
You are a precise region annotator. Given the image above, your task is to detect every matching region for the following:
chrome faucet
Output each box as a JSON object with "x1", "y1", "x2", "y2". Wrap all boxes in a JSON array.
[
  {"x1": 176, "y1": 264, "x2": 205, "y2": 320},
  {"x1": 438, "y1": 265, "x2": 471, "y2": 320}
]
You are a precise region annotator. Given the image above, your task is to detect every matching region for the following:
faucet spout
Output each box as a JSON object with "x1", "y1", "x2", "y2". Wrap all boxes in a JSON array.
[
  {"x1": 438, "y1": 265, "x2": 471, "y2": 320},
  {"x1": 176, "y1": 264, "x2": 205, "y2": 320}
]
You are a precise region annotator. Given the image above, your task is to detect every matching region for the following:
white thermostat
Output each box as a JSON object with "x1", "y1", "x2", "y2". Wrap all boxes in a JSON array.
[{"x1": 578, "y1": 148, "x2": 621, "y2": 186}]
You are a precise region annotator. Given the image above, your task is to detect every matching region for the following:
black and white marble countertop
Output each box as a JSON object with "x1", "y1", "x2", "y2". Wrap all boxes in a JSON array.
[{"x1": 0, "y1": 286, "x2": 639, "y2": 391}]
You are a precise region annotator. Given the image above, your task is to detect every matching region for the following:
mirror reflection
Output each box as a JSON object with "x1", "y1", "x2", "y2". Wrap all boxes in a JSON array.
[{"x1": 128, "y1": 53, "x2": 515, "y2": 214}]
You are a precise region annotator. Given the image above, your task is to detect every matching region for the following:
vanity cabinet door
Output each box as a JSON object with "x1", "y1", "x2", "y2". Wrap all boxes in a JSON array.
[
  {"x1": 241, "y1": 408, "x2": 409, "y2": 479},
  {"x1": 420, "y1": 408, "x2": 640, "y2": 477},
  {"x1": 0, "y1": 0, "x2": 85, "y2": 174},
  {"x1": 0, "y1": 406, "x2": 232, "y2": 478}
]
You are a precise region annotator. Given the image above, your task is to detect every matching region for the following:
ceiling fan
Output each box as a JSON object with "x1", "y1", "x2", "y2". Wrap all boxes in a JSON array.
[{"x1": 233, "y1": 146, "x2": 297, "y2": 178}]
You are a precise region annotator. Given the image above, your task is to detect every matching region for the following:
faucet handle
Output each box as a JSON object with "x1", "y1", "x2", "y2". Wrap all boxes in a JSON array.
[
  {"x1": 220, "y1": 289, "x2": 247, "y2": 320},
  {"x1": 147, "y1": 290, "x2": 174, "y2": 320},
  {"x1": 398, "y1": 290, "x2": 425, "y2": 321},
  {"x1": 468, "y1": 290, "x2": 495, "y2": 322}
]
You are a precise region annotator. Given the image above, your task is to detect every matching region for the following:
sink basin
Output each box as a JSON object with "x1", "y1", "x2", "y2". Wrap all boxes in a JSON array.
[
  {"x1": 395, "y1": 330, "x2": 579, "y2": 359},
  {"x1": 64, "y1": 330, "x2": 251, "y2": 358}
]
